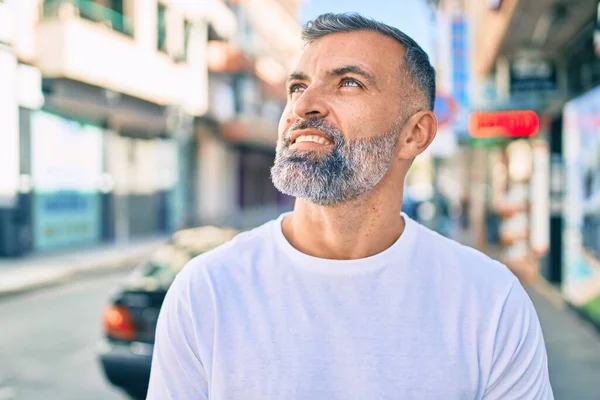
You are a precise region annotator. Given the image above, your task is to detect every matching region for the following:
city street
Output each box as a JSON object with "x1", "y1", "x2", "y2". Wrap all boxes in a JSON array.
[
  {"x1": 0, "y1": 271, "x2": 129, "y2": 400},
  {"x1": 2, "y1": 0, "x2": 600, "y2": 398}
]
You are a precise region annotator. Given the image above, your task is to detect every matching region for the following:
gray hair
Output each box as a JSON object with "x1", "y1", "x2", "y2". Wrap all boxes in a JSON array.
[{"x1": 302, "y1": 13, "x2": 436, "y2": 111}]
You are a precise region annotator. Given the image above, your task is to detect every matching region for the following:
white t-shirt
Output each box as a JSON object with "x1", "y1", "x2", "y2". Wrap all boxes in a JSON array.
[{"x1": 147, "y1": 213, "x2": 553, "y2": 400}]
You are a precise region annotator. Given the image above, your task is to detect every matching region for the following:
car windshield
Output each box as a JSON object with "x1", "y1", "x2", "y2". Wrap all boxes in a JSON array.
[
  {"x1": 146, "y1": 244, "x2": 193, "y2": 277},
  {"x1": 125, "y1": 244, "x2": 194, "y2": 290},
  {"x1": 127, "y1": 226, "x2": 239, "y2": 290}
]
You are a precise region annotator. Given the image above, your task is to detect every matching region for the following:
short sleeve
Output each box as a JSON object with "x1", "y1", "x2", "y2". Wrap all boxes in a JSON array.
[
  {"x1": 147, "y1": 269, "x2": 209, "y2": 399},
  {"x1": 483, "y1": 280, "x2": 554, "y2": 399}
]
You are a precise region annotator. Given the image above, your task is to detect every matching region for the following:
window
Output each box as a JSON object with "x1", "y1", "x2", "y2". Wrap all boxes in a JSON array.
[
  {"x1": 41, "y1": 0, "x2": 134, "y2": 36},
  {"x1": 110, "y1": 0, "x2": 123, "y2": 15},
  {"x1": 106, "y1": 0, "x2": 128, "y2": 35},
  {"x1": 183, "y1": 19, "x2": 191, "y2": 61},
  {"x1": 157, "y1": 3, "x2": 167, "y2": 52}
]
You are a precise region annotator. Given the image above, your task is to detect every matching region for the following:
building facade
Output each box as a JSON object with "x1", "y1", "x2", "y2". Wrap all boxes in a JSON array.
[
  {"x1": 0, "y1": 0, "x2": 46, "y2": 256},
  {"x1": 454, "y1": 0, "x2": 600, "y2": 325},
  {"x1": 0, "y1": 0, "x2": 303, "y2": 256},
  {"x1": 193, "y1": 0, "x2": 303, "y2": 227}
]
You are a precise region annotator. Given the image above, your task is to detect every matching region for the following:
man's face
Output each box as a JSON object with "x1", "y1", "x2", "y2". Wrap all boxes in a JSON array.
[{"x1": 271, "y1": 31, "x2": 410, "y2": 206}]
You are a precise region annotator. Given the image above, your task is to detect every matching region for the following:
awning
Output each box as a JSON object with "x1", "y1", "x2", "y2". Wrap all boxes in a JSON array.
[{"x1": 473, "y1": 0, "x2": 597, "y2": 76}]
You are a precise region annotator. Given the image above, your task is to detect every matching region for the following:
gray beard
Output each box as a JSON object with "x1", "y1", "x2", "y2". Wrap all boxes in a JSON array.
[{"x1": 270, "y1": 118, "x2": 400, "y2": 206}]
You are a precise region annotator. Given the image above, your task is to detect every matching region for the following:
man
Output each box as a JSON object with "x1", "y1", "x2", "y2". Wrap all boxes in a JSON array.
[{"x1": 148, "y1": 13, "x2": 553, "y2": 399}]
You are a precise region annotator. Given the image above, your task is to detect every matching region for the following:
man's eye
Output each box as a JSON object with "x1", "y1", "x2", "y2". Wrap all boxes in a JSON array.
[
  {"x1": 288, "y1": 84, "x2": 305, "y2": 94},
  {"x1": 341, "y1": 78, "x2": 361, "y2": 88}
]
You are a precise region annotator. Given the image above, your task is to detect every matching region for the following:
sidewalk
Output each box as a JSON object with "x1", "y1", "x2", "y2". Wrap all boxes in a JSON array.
[
  {"x1": 527, "y1": 281, "x2": 600, "y2": 400},
  {"x1": 0, "y1": 236, "x2": 168, "y2": 299}
]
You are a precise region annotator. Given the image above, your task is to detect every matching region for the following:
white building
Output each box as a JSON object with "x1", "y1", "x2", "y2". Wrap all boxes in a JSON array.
[
  {"x1": 1, "y1": 0, "x2": 305, "y2": 255},
  {"x1": 3, "y1": 0, "x2": 237, "y2": 254}
]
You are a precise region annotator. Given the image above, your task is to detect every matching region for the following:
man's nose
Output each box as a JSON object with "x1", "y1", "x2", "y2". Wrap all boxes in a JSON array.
[{"x1": 292, "y1": 87, "x2": 329, "y2": 119}]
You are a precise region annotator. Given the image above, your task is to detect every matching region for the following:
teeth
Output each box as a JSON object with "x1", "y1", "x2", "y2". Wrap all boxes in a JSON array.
[{"x1": 294, "y1": 135, "x2": 332, "y2": 145}]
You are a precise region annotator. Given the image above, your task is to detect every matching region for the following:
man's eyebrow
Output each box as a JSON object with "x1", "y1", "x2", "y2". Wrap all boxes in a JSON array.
[
  {"x1": 328, "y1": 65, "x2": 378, "y2": 88},
  {"x1": 286, "y1": 72, "x2": 309, "y2": 84}
]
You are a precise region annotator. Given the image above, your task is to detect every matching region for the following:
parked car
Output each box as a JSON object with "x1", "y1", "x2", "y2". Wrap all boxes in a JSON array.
[{"x1": 97, "y1": 226, "x2": 239, "y2": 400}]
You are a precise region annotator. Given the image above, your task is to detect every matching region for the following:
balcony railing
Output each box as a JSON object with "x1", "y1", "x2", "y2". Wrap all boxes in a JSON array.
[{"x1": 43, "y1": 0, "x2": 134, "y2": 37}]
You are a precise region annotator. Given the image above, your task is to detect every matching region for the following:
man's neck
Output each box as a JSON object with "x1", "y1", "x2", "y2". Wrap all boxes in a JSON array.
[{"x1": 282, "y1": 190, "x2": 405, "y2": 260}]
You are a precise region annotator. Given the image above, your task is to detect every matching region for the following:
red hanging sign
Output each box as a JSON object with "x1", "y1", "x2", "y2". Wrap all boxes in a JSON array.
[{"x1": 468, "y1": 110, "x2": 540, "y2": 138}]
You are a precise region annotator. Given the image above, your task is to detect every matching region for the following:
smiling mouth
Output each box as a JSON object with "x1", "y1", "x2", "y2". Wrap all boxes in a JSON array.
[{"x1": 292, "y1": 134, "x2": 333, "y2": 146}]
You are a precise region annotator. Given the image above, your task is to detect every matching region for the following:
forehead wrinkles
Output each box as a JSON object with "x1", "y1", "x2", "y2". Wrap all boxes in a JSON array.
[{"x1": 303, "y1": 32, "x2": 404, "y2": 73}]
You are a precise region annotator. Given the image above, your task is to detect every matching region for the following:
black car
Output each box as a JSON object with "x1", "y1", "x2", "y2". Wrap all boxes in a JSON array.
[{"x1": 98, "y1": 226, "x2": 239, "y2": 400}]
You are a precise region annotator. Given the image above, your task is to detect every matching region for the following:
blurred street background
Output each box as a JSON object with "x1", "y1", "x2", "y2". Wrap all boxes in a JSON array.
[{"x1": 1, "y1": 0, "x2": 600, "y2": 399}]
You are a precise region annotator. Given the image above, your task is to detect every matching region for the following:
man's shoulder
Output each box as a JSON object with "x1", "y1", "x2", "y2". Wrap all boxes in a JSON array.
[{"x1": 412, "y1": 221, "x2": 516, "y2": 288}]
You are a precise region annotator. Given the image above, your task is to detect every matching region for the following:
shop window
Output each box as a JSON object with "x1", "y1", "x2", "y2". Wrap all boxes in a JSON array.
[
  {"x1": 157, "y1": 3, "x2": 167, "y2": 52},
  {"x1": 110, "y1": 0, "x2": 123, "y2": 14},
  {"x1": 183, "y1": 19, "x2": 191, "y2": 61}
]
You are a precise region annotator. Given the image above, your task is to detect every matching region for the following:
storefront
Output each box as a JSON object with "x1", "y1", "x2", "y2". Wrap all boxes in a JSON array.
[
  {"x1": 107, "y1": 133, "x2": 178, "y2": 241},
  {"x1": 0, "y1": 39, "x2": 21, "y2": 256},
  {"x1": 27, "y1": 113, "x2": 178, "y2": 251},
  {"x1": 0, "y1": 46, "x2": 18, "y2": 210},
  {"x1": 486, "y1": 137, "x2": 550, "y2": 283},
  {"x1": 30, "y1": 111, "x2": 104, "y2": 251},
  {"x1": 542, "y1": 17, "x2": 600, "y2": 286},
  {"x1": 562, "y1": 88, "x2": 600, "y2": 326}
]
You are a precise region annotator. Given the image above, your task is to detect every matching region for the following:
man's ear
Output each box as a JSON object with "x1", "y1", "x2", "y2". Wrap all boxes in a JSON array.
[{"x1": 395, "y1": 110, "x2": 437, "y2": 160}]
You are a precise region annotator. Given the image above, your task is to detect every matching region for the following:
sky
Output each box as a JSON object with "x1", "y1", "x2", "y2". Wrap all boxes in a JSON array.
[{"x1": 300, "y1": 0, "x2": 435, "y2": 59}]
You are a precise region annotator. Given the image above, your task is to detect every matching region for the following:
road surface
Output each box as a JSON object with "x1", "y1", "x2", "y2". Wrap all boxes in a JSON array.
[{"x1": 0, "y1": 271, "x2": 130, "y2": 400}]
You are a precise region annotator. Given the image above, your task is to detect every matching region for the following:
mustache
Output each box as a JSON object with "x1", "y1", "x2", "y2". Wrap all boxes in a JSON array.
[{"x1": 284, "y1": 118, "x2": 343, "y2": 145}]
